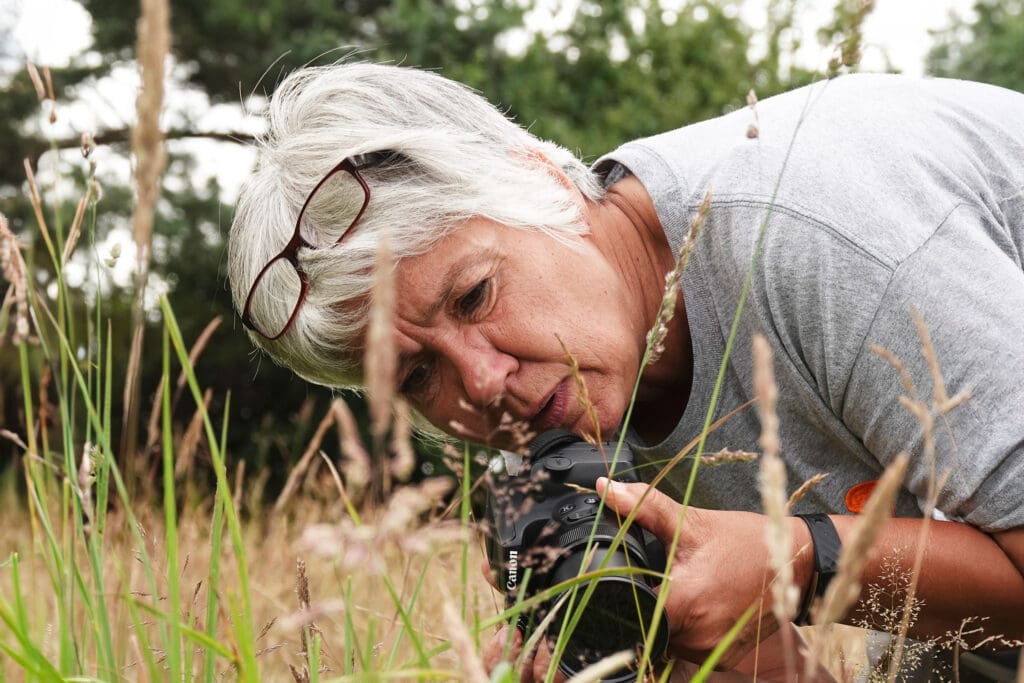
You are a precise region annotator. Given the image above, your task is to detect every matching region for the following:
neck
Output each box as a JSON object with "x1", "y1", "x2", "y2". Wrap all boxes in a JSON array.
[{"x1": 586, "y1": 175, "x2": 694, "y2": 444}]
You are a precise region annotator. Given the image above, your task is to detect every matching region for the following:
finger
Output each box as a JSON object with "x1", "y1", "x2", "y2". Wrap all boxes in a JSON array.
[
  {"x1": 480, "y1": 556, "x2": 497, "y2": 590},
  {"x1": 532, "y1": 638, "x2": 567, "y2": 683},
  {"x1": 483, "y1": 625, "x2": 522, "y2": 674},
  {"x1": 596, "y1": 477, "x2": 683, "y2": 544}
]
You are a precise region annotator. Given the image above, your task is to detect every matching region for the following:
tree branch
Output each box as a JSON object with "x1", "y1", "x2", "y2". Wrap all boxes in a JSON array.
[{"x1": 27, "y1": 128, "x2": 256, "y2": 160}]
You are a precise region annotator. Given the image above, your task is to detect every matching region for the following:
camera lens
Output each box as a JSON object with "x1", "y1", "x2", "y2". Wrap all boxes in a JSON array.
[{"x1": 545, "y1": 540, "x2": 669, "y2": 680}]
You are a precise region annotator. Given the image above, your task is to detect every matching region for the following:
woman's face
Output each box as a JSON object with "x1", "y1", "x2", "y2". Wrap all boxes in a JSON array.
[{"x1": 391, "y1": 218, "x2": 649, "y2": 450}]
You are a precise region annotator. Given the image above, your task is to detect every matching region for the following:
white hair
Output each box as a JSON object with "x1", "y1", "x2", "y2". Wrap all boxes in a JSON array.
[{"x1": 228, "y1": 62, "x2": 605, "y2": 388}]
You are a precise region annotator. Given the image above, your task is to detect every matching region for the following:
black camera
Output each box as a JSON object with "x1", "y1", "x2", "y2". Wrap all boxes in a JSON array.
[{"x1": 485, "y1": 429, "x2": 670, "y2": 681}]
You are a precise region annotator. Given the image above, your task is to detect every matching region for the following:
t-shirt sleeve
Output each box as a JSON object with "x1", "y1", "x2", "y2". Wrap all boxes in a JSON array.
[{"x1": 841, "y1": 203, "x2": 1024, "y2": 532}]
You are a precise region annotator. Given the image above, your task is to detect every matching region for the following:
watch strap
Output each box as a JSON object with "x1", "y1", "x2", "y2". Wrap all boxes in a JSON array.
[{"x1": 794, "y1": 513, "x2": 842, "y2": 625}]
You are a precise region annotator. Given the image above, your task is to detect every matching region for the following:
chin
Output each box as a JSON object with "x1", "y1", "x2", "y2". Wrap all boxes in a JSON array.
[{"x1": 570, "y1": 407, "x2": 625, "y2": 443}]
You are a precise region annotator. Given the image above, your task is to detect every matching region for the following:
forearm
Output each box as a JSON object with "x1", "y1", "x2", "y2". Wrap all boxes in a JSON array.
[{"x1": 794, "y1": 516, "x2": 1024, "y2": 641}]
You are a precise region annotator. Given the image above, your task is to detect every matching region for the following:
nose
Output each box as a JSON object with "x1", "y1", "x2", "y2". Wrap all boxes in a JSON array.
[{"x1": 448, "y1": 337, "x2": 517, "y2": 408}]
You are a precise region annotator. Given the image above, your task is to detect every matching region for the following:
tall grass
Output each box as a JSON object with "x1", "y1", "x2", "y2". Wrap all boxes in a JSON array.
[{"x1": 3, "y1": 4, "x2": 1008, "y2": 681}]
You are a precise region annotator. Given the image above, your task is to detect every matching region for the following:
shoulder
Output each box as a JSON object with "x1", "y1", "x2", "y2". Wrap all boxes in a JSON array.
[{"x1": 603, "y1": 74, "x2": 1024, "y2": 268}]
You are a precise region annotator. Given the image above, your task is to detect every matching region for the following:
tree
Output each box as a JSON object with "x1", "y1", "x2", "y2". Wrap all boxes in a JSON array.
[
  {"x1": 2, "y1": 0, "x2": 815, "y2": 491},
  {"x1": 928, "y1": 0, "x2": 1024, "y2": 93}
]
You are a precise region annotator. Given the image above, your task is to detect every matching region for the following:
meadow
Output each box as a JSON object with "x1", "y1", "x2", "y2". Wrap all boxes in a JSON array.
[
  {"x1": 2, "y1": 2, "x2": 1021, "y2": 681},
  {"x1": 0, "y1": 103, "x2": 934, "y2": 683}
]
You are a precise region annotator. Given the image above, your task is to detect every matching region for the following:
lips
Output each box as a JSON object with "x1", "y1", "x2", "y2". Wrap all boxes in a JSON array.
[{"x1": 533, "y1": 378, "x2": 570, "y2": 431}]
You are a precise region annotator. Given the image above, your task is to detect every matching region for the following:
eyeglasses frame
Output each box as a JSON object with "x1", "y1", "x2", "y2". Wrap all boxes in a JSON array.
[{"x1": 240, "y1": 151, "x2": 394, "y2": 340}]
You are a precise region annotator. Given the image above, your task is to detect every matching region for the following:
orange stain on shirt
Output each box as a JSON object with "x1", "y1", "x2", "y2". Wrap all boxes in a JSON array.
[{"x1": 845, "y1": 480, "x2": 878, "y2": 513}]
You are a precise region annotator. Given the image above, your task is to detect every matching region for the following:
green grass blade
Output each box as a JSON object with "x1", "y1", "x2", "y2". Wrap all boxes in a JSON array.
[
  {"x1": 0, "y1": 594, "x2": 64, "y2": 683},
  {"x1": 381, "y1": 573, "x2": 429, "y2": 668},
  {"x1": 162, "y1": 326, "x2": 184, "y2": 682},
  {"x1": 160, "y1": 296, "x2": 259, "y2": 682},
  {"x1": 385, "y1": 558, "x2": 431, "y2": 669},
  {"x1": 202, "y1": 391, "x2": 231, "y2": 683}
]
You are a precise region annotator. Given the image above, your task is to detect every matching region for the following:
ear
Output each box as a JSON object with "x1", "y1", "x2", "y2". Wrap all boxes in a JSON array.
[{"x1": 522, "y1": 148, "x2": 578, "y2": 195}]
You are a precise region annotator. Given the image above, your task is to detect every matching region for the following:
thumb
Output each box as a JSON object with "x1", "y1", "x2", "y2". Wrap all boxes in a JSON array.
[{"x1": 596, "y1": 477, "x2": 683, "y2": 544}]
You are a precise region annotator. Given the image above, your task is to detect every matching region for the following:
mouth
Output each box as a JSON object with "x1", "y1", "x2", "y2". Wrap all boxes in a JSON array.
[{"x1": 533, "y1": 378, "x2": 570, "y2": 432}]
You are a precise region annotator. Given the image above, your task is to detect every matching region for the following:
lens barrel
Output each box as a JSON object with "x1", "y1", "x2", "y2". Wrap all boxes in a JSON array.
[{"x1": 542, "y1": 519, "x2": 669, "y2": 680}]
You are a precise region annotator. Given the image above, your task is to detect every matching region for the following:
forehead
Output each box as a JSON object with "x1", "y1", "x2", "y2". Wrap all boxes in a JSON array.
[{"x1": 395, "y1": 222, "x2": 502, "y2": 307}]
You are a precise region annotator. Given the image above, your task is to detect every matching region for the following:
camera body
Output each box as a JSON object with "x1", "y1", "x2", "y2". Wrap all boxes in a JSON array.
[{"x1": 486, "y1": 429, "x2": 669, "y2": 680}]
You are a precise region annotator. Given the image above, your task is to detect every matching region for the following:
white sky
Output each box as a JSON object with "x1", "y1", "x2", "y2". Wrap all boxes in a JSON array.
[
  {"x1": 10, "y1": 0, "x2": 981, "y2": 199},
  {"x1": 15, "y1": 0, "x2": 977, "y2": 74}
]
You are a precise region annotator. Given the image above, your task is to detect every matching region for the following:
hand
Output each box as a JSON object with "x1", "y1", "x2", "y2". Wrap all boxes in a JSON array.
[
  {"x1": 596, "y1": 477, "x2": 793, "y2": 670},
  {"x1": 479, "y1": 560, "x2": 566, "y2": 682},
  {"x1": 482, "y1": 624, "x2": 567, "y2": 683}
]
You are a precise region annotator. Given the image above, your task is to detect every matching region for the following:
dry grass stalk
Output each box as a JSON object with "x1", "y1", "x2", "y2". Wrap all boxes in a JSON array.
[
  {"x1": 131, "y1": 0, "x2": 170, "y2": 244},
  {"x1": 22, "y1": 159, "x2": 56, "y2": 268},
  {"x1": 754, "y1": 334, "x2": 797, "y2": 679},
  {"x1": 0, "y1": 213, "x2": 32, "y2": 344},
  {"x1": 877, "y1": 313, "x2": 969, "y2": 682},
  {"x1": 566, "y1": 650, "x2": 635, "y2": 683},
  {"x1": 287, "y1": 559, "x2": 328, "y2": 682},
  {"x1": 144, "y1": 316, "x2": 223, "y2": 451},
  {"x1": 332, "y1": 398, "x2": 371, "y2": 502},
  {"x1": 646, "y1": 189, "x2": 710, "y2": 364},
  {"x1": 0, "y1": 429, "x2": 29, "y2": 451},
  {"x1": 42, "y1": 67, "x2": 55, "y2": 106},
  {"x1": 557, "y1": 335, "x2": 601, "y2": 444},
  {"x1": 807, "y1": 453, "x2": 908, "y2": 677},
  {"x1": 125, "y1": 0, "x2": 170, "y2": 460},
  {"x1": 301, "y1": 477, "x2": 460, "y2": 573},
  {"x1": 746, "y1": 89, "x2": 760, "y2": 139},
  {"x1": 232, "y1": 459, "x2": 246, "y2": 512},
  {"x1": 786, "y1": 472, "x2": 829, "y2": 512},
  {"x1": 318, "y1": 451, "x2": 359, "y2": 520},
  {"x1": 174, "y1": 387, "x2": 212, "y2": 479},
  {"x1": 701, "y1": 448, "x2": 757, "y2": 465},
  {"x1": 442, "y1": 601, "x2": 488, "y2": 683},
  {"x1": 25, "y1": 63, "x2": 57, "y2": 124},
  {"x1": 77, "y1": 442, "x2": 98, "y2": 532},
  {"x1": 61, "y1": 196, "x2": 88, "y2": 266},
  {"x1": 365, "y1": 235, "x2": 396, "y2": 446},
  {"x1": 274, "y1": 400, "x2": 343, "y2": 513},
  {"x1": 826, "y1": 0, "x2": 876, "y2": 78},
  {"x1": 26, "y1": 63, "x2": 46, "y2": 102},
  {"x1": 449, "y1": 404, "x2": 535, "y2": 456},
  {"x1": 389, "y1": 397, "x2": 416, "y2": 483},
  {"x1": 816, "y1": 454, "x2": 906, "y2": 625}
]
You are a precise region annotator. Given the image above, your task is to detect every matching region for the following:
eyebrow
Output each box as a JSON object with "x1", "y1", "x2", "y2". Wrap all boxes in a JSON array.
[
  {"x1": 396, "y1": 245, "x2": 501, "y2": 384},
  {"x1": 423, "y1": 245, "x2": 500, "y2": 321}
]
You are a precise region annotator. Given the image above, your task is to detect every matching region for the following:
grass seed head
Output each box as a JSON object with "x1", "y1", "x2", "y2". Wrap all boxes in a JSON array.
[
  {"x1": 366, "y1": 235, "x2": 397, "y2": 442},
  {"x1": 0, "y1": 213, "x2": 32, "y2": 344},
  {"x1": 815, "y1": 453, "x2": 908, "y2": 627}
]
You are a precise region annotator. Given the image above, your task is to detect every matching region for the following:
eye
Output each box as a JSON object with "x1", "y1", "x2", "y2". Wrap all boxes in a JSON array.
[
  {"x1": 456, "y1": 278, "x2": 490, "y2": 318},
  {"x1": 400, "y1": 360, "x2": 434, "y2": 397}
]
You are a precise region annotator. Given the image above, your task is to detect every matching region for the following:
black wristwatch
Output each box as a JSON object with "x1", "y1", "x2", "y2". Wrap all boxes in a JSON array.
[{"x1": 794, "y1": 513, "x2": 842, "y2": 625}]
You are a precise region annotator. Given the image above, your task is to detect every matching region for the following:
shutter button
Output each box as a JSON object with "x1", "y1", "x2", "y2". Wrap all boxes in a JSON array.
[{"x1": 544, "y1": 456, "x2": 573, "y2": 472}]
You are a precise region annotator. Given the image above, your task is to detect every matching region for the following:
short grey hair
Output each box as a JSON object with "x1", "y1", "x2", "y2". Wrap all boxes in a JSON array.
[
  {"x1": 228, "y1": 63, "x2": 605, "y2": 388},
  {"x1": 228, "y1": 63, "x2": 602, "y2": 389}
]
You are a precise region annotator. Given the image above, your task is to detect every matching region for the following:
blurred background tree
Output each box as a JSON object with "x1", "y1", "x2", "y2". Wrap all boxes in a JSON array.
[
  {"x1": 2, "y1": 0, "x2": 1010, "y2": 497},
  {"x1": 928, "y1": 0, "x2": 1024, "y2": 92}
]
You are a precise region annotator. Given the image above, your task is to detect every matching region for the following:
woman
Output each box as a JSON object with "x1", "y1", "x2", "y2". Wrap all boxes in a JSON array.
[{"x1": 228, "y1": 63, "x2": 1024, "y2": 679}]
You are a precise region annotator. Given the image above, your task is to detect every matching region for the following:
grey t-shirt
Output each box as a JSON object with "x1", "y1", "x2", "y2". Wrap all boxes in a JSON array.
[{"x1": 597, "y1": 74, "x2": 1024, "y2": 532}]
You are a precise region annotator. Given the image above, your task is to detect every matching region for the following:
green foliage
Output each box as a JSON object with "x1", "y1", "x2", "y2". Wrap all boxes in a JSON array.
[
  {"x1": 2, "y1": 0, "x2": 817, "y2": 490},
  {"x1": 927, "y1": 0, "x2": 1024, "y2": 92},
  {"x1": 1, "y1": 0, "x2": 965, "y2": 494}
]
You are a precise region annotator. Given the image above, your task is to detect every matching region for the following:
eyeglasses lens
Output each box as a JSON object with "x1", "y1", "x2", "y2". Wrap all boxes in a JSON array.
[
  {"x1": 299, "y1": 168, "x2": 368, "y2": 248},
  {"x1": 246, "y1": 167, "x2": 368, "y2": 339}
]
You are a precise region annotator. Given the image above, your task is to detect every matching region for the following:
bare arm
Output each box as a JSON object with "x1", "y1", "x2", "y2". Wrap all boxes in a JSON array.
[
  {"x1": 804, "y1": 517, "x2": 1024, "y2": 640},
  {"x1": 598, "y1": 478, "x2": 1024, "y2": 670}
]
